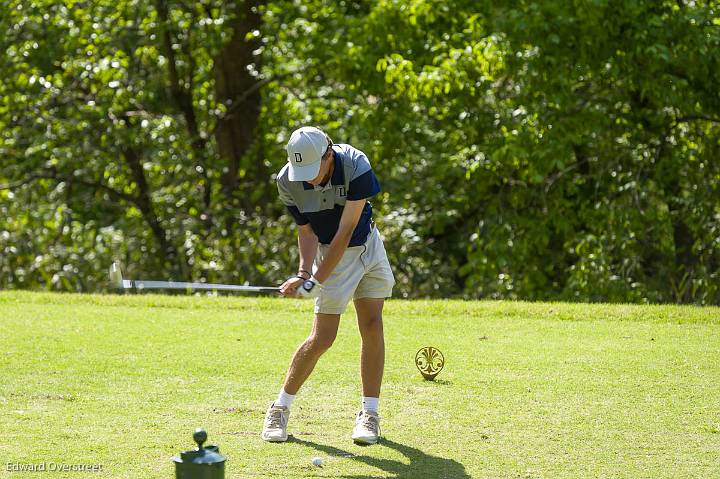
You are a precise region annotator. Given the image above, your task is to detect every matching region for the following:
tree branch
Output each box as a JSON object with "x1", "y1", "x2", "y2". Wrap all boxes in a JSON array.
[
  {"x1": 0, "y1": 175, "x2": 43, "y2": 190},
  {"x1": 155, "y1": 0, "x2": 211, "y2": 212},
  {"x1": 0, "y1": 168, "x2": 138, "y2": 205},
  {"x1": 208, "y1": 75, "x2": 275, "y2": 136},
  {"x1": 675, "y1": 115, "x2": 720, "y2": 124}
]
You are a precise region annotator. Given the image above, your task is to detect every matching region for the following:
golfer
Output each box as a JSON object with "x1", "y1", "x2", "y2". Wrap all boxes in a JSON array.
[{"x1": 261, "y1": 126, "x2": 395, "y2": 445}]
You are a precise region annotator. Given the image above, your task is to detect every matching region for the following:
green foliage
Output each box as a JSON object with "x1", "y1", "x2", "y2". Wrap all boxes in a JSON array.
[{"x1": 1, "y1": 0, "x2": 719, "y2": 304}]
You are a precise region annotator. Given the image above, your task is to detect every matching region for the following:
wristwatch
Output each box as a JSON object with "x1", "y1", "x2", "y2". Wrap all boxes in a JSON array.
[{"x1": 302, "y1": 279, "x2": 316, "y2": 293}]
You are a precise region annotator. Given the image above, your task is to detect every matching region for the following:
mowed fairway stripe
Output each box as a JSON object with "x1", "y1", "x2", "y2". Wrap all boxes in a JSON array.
[{"x1": 1, "y1": 291, "x2": 719, "y2": 478}]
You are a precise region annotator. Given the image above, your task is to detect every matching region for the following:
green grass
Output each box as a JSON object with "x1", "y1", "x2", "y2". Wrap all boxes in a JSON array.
[{"x1": 1, "y1": 291, "x2": 719, "y2": 478}]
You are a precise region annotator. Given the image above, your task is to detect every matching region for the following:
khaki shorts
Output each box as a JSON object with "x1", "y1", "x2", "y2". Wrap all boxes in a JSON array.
[{"x1": 313, "y1": 226, "x2": 395, "y2": 315}]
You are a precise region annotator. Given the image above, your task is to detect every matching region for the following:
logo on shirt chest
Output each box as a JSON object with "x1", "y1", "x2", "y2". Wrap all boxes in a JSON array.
[{"x1": 335, "y1": 186, "x2": 346, "y2": 197}]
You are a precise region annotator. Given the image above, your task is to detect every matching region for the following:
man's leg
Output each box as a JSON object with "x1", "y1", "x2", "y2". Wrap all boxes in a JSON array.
[
  {"x1": 352, "y1": 297, "x2": 385, "y2": 444},
  {"x1": 262, "y1": 313, "x2": 340, "y2": 442},
  {"x1": 354, "y1": 298, "x2": 385, "y2": 397},
  {"x1": 283, "y1": 313, "x2": 341, "y2": 394}
]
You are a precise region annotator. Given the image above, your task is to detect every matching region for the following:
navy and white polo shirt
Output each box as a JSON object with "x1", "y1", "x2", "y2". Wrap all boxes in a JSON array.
[{"x1": 277, "y1": 143, "x2": 381, "y2": 247}]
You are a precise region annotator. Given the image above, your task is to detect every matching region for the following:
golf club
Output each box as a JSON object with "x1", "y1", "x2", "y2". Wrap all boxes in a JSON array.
[{"x1": 109, "y1": 262, "x2": 280, "y2": 293}]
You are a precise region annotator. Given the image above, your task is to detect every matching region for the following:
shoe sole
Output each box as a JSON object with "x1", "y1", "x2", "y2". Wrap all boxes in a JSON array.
[
  {"x1": 261, "y1": 434, "x2": 288, "y2": 443},
  {"x1": 352, "y1": 436, "x2": 379, "y2": 445}
]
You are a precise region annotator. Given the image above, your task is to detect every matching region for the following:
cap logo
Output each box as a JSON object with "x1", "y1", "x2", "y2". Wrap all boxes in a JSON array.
[{"x1": 294, "y1": 153, "x2": 303, "y2": 163}]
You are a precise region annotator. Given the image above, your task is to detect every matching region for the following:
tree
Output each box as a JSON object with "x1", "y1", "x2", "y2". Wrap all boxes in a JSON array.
[{"x1": 2, "y1": 0, "x2": 718, "y2": 304}]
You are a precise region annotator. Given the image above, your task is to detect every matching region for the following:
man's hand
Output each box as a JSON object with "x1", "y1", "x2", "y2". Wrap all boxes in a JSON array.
[
  {"x1": 296, "y1": 276, "x2": 323, "y2": 299},
  {"x1": 279, "y1": 276, "x2": 305, "y2": 297}
]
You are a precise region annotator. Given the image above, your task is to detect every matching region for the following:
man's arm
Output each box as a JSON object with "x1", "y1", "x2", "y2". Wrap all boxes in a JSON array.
[
  {"x1": 279, "y1": 224, "x2": 317, "y2": 296},
  {"x1": 313, "y1": 199, "x2": 366, "y2": 284},
  {"x1": 297, "y1": 223, "x2": 318, "y2": 276}
]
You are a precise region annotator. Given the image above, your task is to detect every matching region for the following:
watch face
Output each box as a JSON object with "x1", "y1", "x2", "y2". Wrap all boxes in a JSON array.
[{"x1": 303, "y1": 280, "x2": 314, "y2": 291}]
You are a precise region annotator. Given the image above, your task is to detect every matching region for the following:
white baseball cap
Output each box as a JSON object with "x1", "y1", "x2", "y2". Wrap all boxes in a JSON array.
[{"x1": 286, "y1": 126, "x2": 329, "y2": 181}]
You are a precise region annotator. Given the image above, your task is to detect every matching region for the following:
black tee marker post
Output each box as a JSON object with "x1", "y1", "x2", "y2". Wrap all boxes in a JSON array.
[{"x1": 173, "y1": 428, "x2": 226, "y2": 478}]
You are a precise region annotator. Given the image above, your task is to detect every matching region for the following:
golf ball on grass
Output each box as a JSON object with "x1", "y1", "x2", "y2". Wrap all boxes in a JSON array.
[{"x1": 311, "y1": 456, "x2": 323, "y2": 467}]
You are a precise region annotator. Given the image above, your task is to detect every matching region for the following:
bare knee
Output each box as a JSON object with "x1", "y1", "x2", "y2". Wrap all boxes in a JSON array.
[
  {"x1": 304, "y1": 331, "x2": 336, "y2": 355},
  {"x1": 358, "y1": 314, "x2": 383, "y2": 338}
]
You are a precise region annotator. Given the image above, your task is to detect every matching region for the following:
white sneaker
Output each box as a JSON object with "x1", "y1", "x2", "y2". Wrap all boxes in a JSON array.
[
  {"x1": 261, "y1": 402, "x2": 290, "y2": 442},
  {"x1": 351, "y1": 410, "x2": 380, "y2": 445}
]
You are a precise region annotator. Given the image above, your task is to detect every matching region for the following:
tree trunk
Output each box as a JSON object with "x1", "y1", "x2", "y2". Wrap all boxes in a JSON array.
[
  {"x1": 215, "y1": 0, "x2": 266, "y2": 218},
  {"x1": 122, "y1": 147, "x2": 184, "y2": 276}
]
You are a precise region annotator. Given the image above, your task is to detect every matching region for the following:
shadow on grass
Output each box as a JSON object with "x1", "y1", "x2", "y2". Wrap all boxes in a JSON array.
[
  {"x1": 425, "y1": 379, "x2": 452, "y2": 386},
  {"x1": 290, "y1": 436, "x2": 469, "y2": 478}
]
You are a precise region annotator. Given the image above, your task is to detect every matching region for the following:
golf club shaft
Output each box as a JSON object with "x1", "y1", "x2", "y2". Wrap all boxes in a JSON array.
[{"x1": 122, "y1": 279, "x2": 279, "y2": 293}]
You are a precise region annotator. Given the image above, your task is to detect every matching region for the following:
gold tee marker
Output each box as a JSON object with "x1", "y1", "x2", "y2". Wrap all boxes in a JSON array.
[{"x1": 415, "y1": 347, "x2": 445, "y2": 381}]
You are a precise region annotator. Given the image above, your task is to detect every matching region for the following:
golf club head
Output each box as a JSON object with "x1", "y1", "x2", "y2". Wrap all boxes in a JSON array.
[{"x1": 109, "y1": 262, "x2": 124, "y2": 289}]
